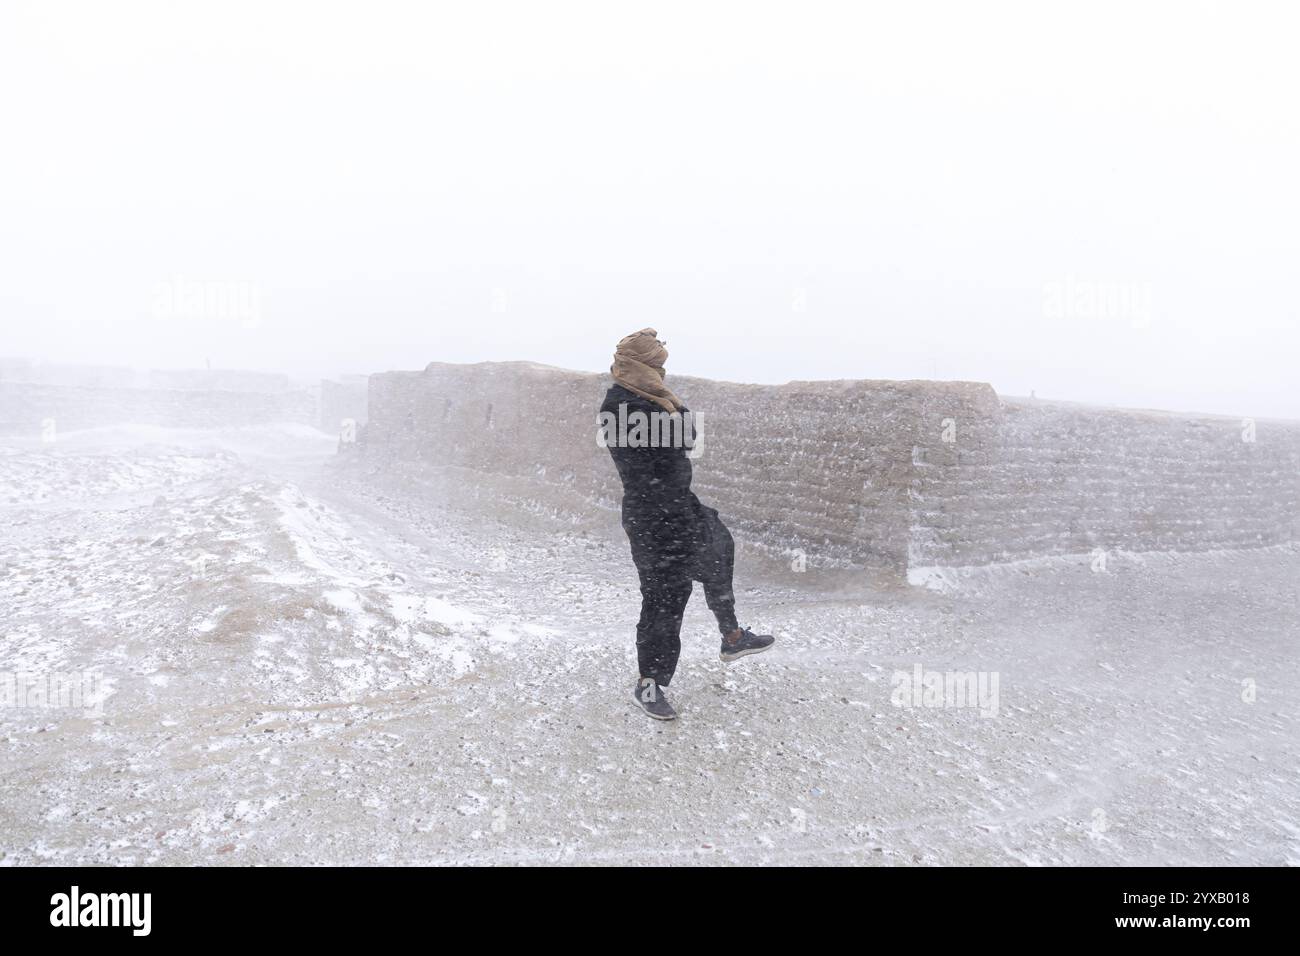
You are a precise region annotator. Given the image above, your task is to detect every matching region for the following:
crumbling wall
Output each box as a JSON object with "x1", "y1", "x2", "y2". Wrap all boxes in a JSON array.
[
  {"x1": 363, "y1": 362, "x2": 993, "y2": 570},
  {"x1": 360, "y1": 361, "x2": 1300, "y2": 575},
  {"x1": 909, "y1": 399, "x2": 1300, "y2": 568}
]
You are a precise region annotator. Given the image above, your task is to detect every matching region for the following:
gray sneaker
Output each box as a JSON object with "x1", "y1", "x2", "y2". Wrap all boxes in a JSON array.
[
  {"x1": 720, "y1": 627, "x2": 775, "y2": 662},
  {"x1": 633, "y1": 677, "x2": 678, "y2": 720}
]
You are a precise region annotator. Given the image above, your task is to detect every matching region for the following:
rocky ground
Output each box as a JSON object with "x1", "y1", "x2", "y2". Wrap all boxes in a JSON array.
[{"x1": 1, "y1": 424, "x2": 1296, "y2": 865}]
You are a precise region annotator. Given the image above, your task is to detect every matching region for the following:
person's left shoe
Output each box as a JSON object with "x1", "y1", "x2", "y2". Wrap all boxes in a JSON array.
[
  {"x1": 633, "y1": 677, "x2": 678, "y2": 720},
  {"x1": 720, "y1": 627, "x2": 775, "y2": 662}
]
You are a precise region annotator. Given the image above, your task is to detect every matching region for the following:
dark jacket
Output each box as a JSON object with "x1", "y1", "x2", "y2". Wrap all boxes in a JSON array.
[{"x1": 600, "y1": 383, "x2": 708, "y2": 566}]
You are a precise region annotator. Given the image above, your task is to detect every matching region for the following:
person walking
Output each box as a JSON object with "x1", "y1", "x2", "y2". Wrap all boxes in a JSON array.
[{"x1": 599, "y1": 328, "x2": 774, "y2": 720}]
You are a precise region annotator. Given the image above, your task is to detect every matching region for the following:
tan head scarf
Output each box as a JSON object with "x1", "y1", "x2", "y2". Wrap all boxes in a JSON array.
[{"x1": 610, "y1": 327, "x2": 684, "y2": 414}]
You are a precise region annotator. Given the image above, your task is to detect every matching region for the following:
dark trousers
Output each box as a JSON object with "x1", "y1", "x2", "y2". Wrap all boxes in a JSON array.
[{"x1": 625, "y1": 505, "x2": 739, "y2": 685}]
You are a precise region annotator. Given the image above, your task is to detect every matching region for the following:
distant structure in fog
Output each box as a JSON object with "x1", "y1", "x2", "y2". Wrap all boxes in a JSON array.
[
  {"x1": 319, "y1": 375, "x2": 370, "y2": 437},
  {"x1": 0, "y1": 362, "x2": 317, "y2": 435},
  {"x1": 0, "y1": 358, "x2": 139, "y2": 389},
  {"x1": 147, "y1": 368, "x2": 293, "y2": 393}
]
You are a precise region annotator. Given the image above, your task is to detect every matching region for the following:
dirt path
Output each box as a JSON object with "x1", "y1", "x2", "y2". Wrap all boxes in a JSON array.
[{"x1": 2, "y1": 425, "x2": 1297, "y2": 865}]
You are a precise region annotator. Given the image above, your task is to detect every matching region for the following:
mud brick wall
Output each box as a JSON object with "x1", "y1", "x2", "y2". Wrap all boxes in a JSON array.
[
  {"x1": 678, "y1": 374, "x2": 997, "y2": 569},
  {"x1": 909, "y1": 399, "x2": 1300, "y2": 568},
  {"x1": 0, "y1": 382, "x2": 317, "y2": 435},
  {"x1": 363, "y1": 362, "x2": 995, "y2": 571},
  {"x1": 362, "y1": 362, "x2": 1300, "y2": 574}
]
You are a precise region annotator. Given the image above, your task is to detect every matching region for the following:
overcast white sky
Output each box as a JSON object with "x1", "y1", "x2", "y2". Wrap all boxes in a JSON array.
[{"x1": 1, "y1": 0, "x2": 1296, "y2": 417}]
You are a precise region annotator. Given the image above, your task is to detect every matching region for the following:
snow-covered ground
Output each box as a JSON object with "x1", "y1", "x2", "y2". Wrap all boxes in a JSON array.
[{"x1": 1, "y1": 424, "x2": 1297, "y2": 865}]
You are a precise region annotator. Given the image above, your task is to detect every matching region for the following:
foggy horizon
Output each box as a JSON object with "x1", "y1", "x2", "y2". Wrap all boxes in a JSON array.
[{"x1": 4, "y1": 0, "x2": 1298, "y2": 422}]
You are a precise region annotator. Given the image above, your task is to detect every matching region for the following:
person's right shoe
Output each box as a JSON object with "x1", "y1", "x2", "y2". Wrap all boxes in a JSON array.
[
  {"x1": 633, "y1": 677, "x2": 678, "y2": 720},
  {"x1": 720, "y1": 627, "x2": 775, "y2": 662}
]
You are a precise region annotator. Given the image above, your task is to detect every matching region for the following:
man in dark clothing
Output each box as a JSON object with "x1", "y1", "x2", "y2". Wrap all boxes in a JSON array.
[{"x1": 599, "y1": 328, "x2": 775, "y2": 720}]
